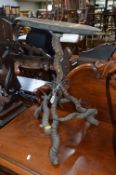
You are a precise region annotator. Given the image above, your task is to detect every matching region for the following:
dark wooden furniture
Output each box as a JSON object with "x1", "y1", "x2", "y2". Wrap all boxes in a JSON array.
[
  {"x1": 26, "y1": 28, "x2": 54, "y2": 56},
  {"x1": 105, "y1": 64, "x2": 116, "y2": 155},
  {"x1": 0, "y1": 18, "x2": 13, "y2": 42}
]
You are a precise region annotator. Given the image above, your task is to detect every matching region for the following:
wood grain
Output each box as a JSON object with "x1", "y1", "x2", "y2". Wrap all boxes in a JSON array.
[
  {"x1": 0, "y1": 105, "x2": 115, "y2": 174},
  {"x1": 66, "y1": 63, "x2": 116, "y2": 123}
]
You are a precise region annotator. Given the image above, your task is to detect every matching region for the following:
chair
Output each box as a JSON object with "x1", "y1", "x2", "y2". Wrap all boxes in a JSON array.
[
  {"x1": 78, "y1": 43, "x2": 116, "y2": 64},
  {"x1": 16, "y1": 28, "x2": 55, "y2": 80},
  {"x1": 105, "y1": 62, "x2": 116, "y2": 155},
  {"x1": 26, "y1": 28, "x2": 55, "y2": 56},
  {"x1": 0, "y1": 18, "x2": 13, "y2": 41},
  {"x1": 0, "y1": 18, "x2": 13, "y2": 68}
]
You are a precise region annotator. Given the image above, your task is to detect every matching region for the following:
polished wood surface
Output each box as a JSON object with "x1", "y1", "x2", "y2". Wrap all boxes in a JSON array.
[
  {"x1": 66, "y1": 63, "x2": 116, "y2": 123},
  {"x1": 0, "y1": 105, "x2": 115, "y2": 174}
]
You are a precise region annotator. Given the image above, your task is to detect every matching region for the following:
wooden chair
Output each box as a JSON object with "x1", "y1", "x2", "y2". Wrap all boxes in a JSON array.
[
  {"x1": 26, "y1": 28, "x2": 54, "y2": 56},
  {"x1": 105, "y1": 62, "x2": 116, "y2": 155},
  {"x1": 0, "y1": 18, "x2": 13, "y2": 41}
]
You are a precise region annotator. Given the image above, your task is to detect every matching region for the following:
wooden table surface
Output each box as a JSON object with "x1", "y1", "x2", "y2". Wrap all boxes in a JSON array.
[{"x1": 0, "y1": 105, "x2": 115, "y2": 175}]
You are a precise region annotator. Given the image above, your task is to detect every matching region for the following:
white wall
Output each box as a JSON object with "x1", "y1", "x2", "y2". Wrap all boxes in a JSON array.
[{"x1": 0, "y1": 0, "x2": 18, "y2": 7}]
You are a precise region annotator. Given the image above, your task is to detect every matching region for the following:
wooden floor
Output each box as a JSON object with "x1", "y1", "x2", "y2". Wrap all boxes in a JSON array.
[{"x1": 0, "y1": 105, "x2": 115, "y2": 175}]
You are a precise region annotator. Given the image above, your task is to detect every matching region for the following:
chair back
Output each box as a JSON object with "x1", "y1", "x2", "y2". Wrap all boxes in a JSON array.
[{"x1": 26, "y1": 28, "x2": 54, "y2": 56}]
